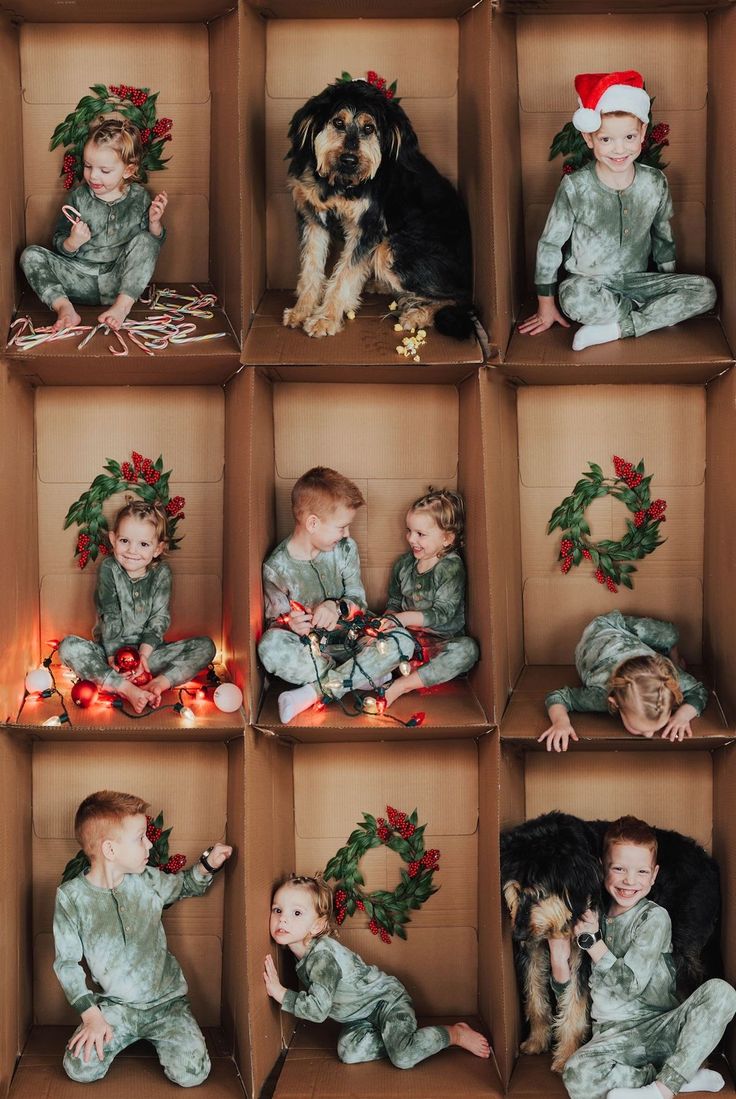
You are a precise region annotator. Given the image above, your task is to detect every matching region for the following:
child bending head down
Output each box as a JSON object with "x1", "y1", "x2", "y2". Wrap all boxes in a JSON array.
[
  {"x1": 263, "y1": 873, "x2": 490, "y2": 1067},
  {"x1": 541, "y1": 612, "x2": 708, "y2": 752}
]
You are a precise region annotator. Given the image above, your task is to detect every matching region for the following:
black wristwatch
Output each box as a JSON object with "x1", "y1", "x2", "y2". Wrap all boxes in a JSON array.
[
  {"x1": 576, "y1": 930, "x2": 603, "y2": 950},
  {"x1": 199, "y1": 847, "x2": 222, "y2": 874}
]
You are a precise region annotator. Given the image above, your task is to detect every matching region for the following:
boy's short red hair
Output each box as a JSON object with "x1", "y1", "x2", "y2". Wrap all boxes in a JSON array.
[
  {"x1": 603, "y1": 815, "x2": 658, "y2": 865},
  {"x1": 75, "y1": 790, "x2": 149, "y2": 857},
  {"x1": 291, "y1": 467, "x2": 365, "y2": 521}
]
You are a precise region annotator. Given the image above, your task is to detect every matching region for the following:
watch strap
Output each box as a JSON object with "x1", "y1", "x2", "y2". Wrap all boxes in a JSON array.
[{"x1": 200, "y1": 848, "x2": 222, "y2": 874}]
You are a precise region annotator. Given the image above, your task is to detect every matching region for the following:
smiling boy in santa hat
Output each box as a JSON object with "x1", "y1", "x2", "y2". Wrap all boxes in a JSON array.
[{"x1": 519, "y1": 70, "x2": 716, "y2": 352}]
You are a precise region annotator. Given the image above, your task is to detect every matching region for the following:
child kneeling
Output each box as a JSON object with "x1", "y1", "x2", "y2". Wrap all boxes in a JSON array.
[
  {"x1": 264, "y1": 874, "x2": 490, "y2": 1069},
  {"x1": 54, "y1": 790, "x2": 232, "y2": 1087},
  {"x1": 552, "y1": 816, "x2": 736, "y2": 1099}
]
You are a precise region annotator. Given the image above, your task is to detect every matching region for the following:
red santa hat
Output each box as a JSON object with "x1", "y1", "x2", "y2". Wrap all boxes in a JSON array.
[{"x1": 572, "y1": 71, "x2": 650, "y2": 133}]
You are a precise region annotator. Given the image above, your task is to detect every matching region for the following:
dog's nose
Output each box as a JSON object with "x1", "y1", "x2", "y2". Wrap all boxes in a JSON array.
[{"x1": 339, "y1": 153, "x2": 358, "y2": 169}]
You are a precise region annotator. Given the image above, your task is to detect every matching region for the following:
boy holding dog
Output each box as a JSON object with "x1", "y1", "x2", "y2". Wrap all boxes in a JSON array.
[{"x1": 551, "y1": 816, "x2": 736, "y2": 1099}]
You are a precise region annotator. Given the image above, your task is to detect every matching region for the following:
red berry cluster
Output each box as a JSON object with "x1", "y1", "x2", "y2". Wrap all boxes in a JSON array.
[
  {"x1": 562, "y1": 163, "x2": 575, "y2": 176},
  {"x1": 64, "y1": 171, "x2": 75, "y2": 190},
  {"x1": 140, "y1": 128, "x2": 151, "y2": 145},
  {"x1": 376, "y1": 819, "x2": 390, "y2": 842},
  {"x1": 634, "y1": 509, "x2": 646, "y2": 527},
  {"x1": 421, "y1": 848, "x2": 440, "y2": 871},
  {"x1": 560, "y1": 538, "x2": 573, "y2": 555},
  {"x1": 612, "y1": 455, "x2": 642, "y2": 488},
  {"x1": 161, "y1": 853, "x2": 187, "y2": 874},
  {"x1": 77, "y1": 533, "x2": 91, "y2": 552},
  {"x1": 153, "y1": 118, "x2": 173, "y2": 142},
  {"x1": 379, "y1": 928, "x2": 391, "y2": 943},
  {"x1": 649, "y1": 122, "x2": 670, "y2": 147},
  {"x1": 408, "y1": 860, "x2": 420, "y2": 878},
  {"x1": 560, "y1": 555, "x2": 573, "y2": 574},
  {"x1": 146, "y1": 815, "x2": 162, "y2": 843},
  {"x1": 595, "y1": 567, "x2": 605, "y2": 585},
  {"x1": 336, "y1": 907, "x2": 347, "y2": 924},
  {"x1": 582, "y1": 549, "x2": 592, "y2": 560},
  {"x1": 648, "y1": 498, "x2": 667, "y2": 521},
  {"x1": 366, "y1": 71, "x2": 394, "y2": 99},
  {"x1": 121, "y1": 461, "x2": 134, "y2": 480},
  {"x1": 109, "y1": 84, "x2": 148, "y2": 107},
  {"x1": 78, "y1": 550, "x2": 89, "y2": 569},
  {"x1": 369, "y1": 918, "x2": 380, "y2": 935},
  {"x1": 98, "y1": 543, "x2": 110, "y2": 556},
  {"x1": 605, "y1": 577, "x2": 618, "y2": 593},
  {"x1": 355, "y1": 899, "x2": 365, "y2": 911},
  {"x1": 166, "y1": 495, "x2": 185, "y2": 516},
  {"x1": 141, "y1": 457, "x2": 161, "y2": 485}
]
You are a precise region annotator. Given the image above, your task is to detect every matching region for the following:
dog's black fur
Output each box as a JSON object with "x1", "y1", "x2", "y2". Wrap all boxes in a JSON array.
[
  {"x1": 284, "y1": 80, "x2": 474, "y2": 340},
  {"x1": 501, "y1": 811, "x2": 721, "y2": 1070}
]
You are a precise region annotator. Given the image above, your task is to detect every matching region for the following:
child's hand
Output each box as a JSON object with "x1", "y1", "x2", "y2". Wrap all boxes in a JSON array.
[
  {"x1": 263, "y1": 954, "x2": 286, "y2": 1004},
  {"x1": 573, "y1": 909, "x2": 599, "y2": 938},
  {"x1": 148, "y1": 191, "x2": 168, "y2": 235},
  {"x1": 311, "y1": 600, "x2": 339, "y2": 630},
  {"x1": 137, "y1": 645, "x2": 153, "y2": 675},
  {"x1": 288, "y1": 608, "x2": 313, "y2": 636},
  {"x1": 538, "y1": 717, "x2": 578, "y2": 752},
  {"x1": 66, "y1": 220, "x2": 91, "y2": 251},
  {"x1": 202, "y1": 843, "x2": 233, "y2": 871},
  {"x1": 660, "y1": 704, "x2": 697, "y2": 742},
  {"x1": 68, "y1": 1005, "x2": 113, "y2": 1063},
  {"x1": 518, "y1": 296, "x2": 570, "y2": 336}
]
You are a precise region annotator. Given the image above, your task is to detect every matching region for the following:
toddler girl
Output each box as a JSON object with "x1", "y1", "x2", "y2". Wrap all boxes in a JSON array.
[
  {"x1": 59, "y1": 499, "x2": 215, "y2": 714},
  {"x1": 540, "y1": 611, "x2": 708, "y2": 751},
  {"x1": 377, "y1": 489, "x2": 479, "y2": 710},
  {"x1": 263, "y1": 874, "x2": 490, "y2": 1068},
  {"x1": 21, "y1": 118, "x2": 167, "y2": 332}
]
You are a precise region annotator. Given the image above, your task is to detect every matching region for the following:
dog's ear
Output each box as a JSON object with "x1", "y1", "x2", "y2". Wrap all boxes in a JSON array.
[
  {"x1": 288, "y1": 100, "x2": 318, "y2": 157},
  {"x1": 503, "y1": 879, "x2": 522, "y2": 921},
  {"x1": 386, "y1": 101, "x2": 419, "y2": 163}
]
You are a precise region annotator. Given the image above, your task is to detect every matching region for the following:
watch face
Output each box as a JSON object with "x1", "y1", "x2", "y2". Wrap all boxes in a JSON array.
[{"x1": 577, "y1": 932, "x2": 596, "y2": 949}]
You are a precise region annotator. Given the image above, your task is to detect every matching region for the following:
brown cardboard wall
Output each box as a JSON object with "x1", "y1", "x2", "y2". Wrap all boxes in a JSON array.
[
  {"x1": 0, "y1": 734, "x2": 32, "y2": 1096},
  {"x1": 496, "y1": 742, "x2": 526, "y2": 1087},
  {"x1": 0, "y1": 17, "x2": 24, "y2": 342},
  {"x1": 31, "y1": 742, "x2": 229, "y2": 1026},
  {"x1": 264, "y1": 19, "x2": 460, "y2": 290},
  {"x1": 35, "y1": 387, "x2": 225, "y2": 657},
  {"x1": 222, "y1": 736, "x2": 248, "y2": 1074},
  {"x1": 0, "y1": 363, "x2": 37, "y2": 726},
  {"x1": 704, "y1": 364, "x2": 736, "y2": 724},
  {"x1": 241, "y1": 2, "x2": 267, "y2": 324},
  {"x1": 706, "y1": 6, "x2": 736, "y2": 352},
  {"x1": 517, "y1": 386, "x2": 706, "y2": 665},
  {"x1": 19, "y1": 24, "x2": 211, "y2": 285}
]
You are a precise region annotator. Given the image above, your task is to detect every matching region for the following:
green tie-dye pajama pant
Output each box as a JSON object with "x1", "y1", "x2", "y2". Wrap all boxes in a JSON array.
[
  {"x1": 59, "y1": 635, "x2": 216, "y2": 691},
  {"x1": 337, "y1": 993, "x2": 450, "y2": 1070},
  {"x1": 563, "y1": 978, "x2": 736, "y2": 1099},
  {"x1": 63, "y1": 996, "x2": 210, "y2": 1087},
  {"x1": 558, "y1": 272, "x2": 716, "y2": 339},
  {"x1": 20, "y1": 232, "x2": 160, "y2": 308}
]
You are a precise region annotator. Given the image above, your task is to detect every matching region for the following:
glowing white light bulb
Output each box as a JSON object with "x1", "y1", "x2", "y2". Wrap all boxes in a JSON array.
[
  {"x1": 213, "y1": 683, "x2": 243, "y2": 713},
  {"x1": 179, "y1": 706, "x2": 195, "y2": 723},
  {"x1": 25, "y1": 666, "x2": 53, "y2": 693},
  {"x1": 42, "y1": 714, "x2": 69, "y2": 727},
  {"x1": 399, "y1": 660, "x2": 412, "y2": 677},
  {"x1": 377, "y1": 639, "x2": 388, "y2": 656}
]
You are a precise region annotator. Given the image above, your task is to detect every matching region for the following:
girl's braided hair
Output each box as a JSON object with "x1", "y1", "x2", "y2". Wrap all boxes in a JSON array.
[
  {"x1": 608, "y1": 653, "x2": 683, "y2": 723},
  {"x1": 409, "y1": 487, "x2": 466, "y2": 555},
  {"x1": 87, "y1": 118, "x2": 143, "y2": 181}
]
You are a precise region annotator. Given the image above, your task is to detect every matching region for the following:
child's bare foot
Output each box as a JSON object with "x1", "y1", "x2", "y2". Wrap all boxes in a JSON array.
[
  {"x1": 117, "y1": 680, "x2": 155, "y2": 714},
  {"x1": 52, "y1": 298, "x2": 81, "y2": 332},
  {"x1": 98, "y1": 293, "x2": 135, "y2": 331},
  {"x1": 146, "y1": 675, "x2": 172, "y2": 708},
  {"x1": 448, "y1": 1021, "x2": 491, "y2": 1059},
  {"x1": 383, "y1": 669, "x2": 423, "y2": 709}
]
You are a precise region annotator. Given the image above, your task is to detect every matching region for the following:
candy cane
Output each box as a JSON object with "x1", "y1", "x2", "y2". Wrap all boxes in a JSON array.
[
  {"x1": 62, "y1": 204, "x2": 82, "y2": 226},
  {"x1": 108, "y1": 330, "x2": 128, "y2": 356}
]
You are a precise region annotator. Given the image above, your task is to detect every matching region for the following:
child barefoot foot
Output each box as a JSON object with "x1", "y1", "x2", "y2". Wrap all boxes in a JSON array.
[
  {"x1": 278, "y1": 684, "x2": 319, "y2": 723},
  {"x1": 572, "y1": 321, "x2": 621, "y2": 351},
  {"x1": 51, "y1": 298, "x2": 81, "y2": 332},
  {"x1": 382, "y1": 669, "x2": 423, "y2": 709},
  {"x1": 146, "y1": 675, "x2": 171, "y2": 708},
  {"x1": 98, "y1": 293, "x2": 135, "y2": 331},
  {"x1": 448, "y1": 1022, "x2": 491, "y2": 1059},
  {"x1": 117, "y1": 680, "x2": 155, "y2": 714}
]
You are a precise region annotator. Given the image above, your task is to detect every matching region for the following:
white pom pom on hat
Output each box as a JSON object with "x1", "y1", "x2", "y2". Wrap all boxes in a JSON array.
[{"x1": 572, "y1": 70, "x2": 651, "y2": 133}]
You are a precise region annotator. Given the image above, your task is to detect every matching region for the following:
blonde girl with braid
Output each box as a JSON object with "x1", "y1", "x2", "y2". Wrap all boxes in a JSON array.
[
  {"x1": 375, "y1": 488, "x2": 479, "y2": 710},
  {"x1": 540, "y1": 612, "x2": 708, "y2": 752},
  {"x1": 21, "y1": 117, "x2": 168, "y2": 333}
]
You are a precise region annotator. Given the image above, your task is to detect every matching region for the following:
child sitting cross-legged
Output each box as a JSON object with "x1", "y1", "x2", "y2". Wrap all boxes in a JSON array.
[
  {"x1": 264, "y1": 874, "x2": 490, "y2": 1069},
  {"x1": 551, "y1": 816, "x2": 736, "y2": 1099},
  {"x1": 258, "y1": 466, "x2": 416, "y2": 723},
  {"x1": 53, "y1": 790, "x2": 232, "y2": 1087}
]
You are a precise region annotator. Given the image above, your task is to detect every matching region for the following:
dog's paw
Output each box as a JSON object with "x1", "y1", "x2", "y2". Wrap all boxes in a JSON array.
[
  {"x1": 550, "y1": 1055, "x2": 567, "y2": 1074},
  {"x1": 399, "y1": 305, "x2": 432, "y2": 330},
  {"x1": 303, "y1": 312, "x2": 344, "y2": 338},
  {"x1": 520, "y1": 1035, "x2": 550, "y2": 1056},
  {"x1": 283, "y1": 307, "x2": 309, "y2": 329}
]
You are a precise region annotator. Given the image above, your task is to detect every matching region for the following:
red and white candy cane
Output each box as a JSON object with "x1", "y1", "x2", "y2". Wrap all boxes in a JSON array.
[{"x1": 62, "y1": 204, "x2": 82, "y2": 226}]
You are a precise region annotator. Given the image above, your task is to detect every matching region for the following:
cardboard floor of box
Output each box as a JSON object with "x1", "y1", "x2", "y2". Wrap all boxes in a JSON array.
[
  {"x1": 8, "y1": 1026, "x2": 245, "y2": 1098},
  {"x1": 6, "y1": 287, "x2": 241, "y2": 386},
  {"x1": 257, "y1": 677, "x2": 488, "y2": 742},
  {"x1": 270, "y1": 1018, "x2": 502, "y2": 1099},
  {"x1": 506, "y1": 1053, "x2": 734, "y2": 1097},
  {"x1": 498, "y1": 312, "x2": 733, "y2": 385},
  {"x1": 242, "y1": 292, "x2": 485, "y2": 368},
  {"x1": 500, "y1": 666, "x2": 731, "y2": 747}
]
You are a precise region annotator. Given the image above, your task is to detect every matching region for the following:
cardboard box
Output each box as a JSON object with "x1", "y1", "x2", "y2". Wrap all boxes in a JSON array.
[
  {"x1": 0, "y1": 1, "x2": 244, "y2": 384},
  {"x1": 485, "y1": 1, "x2": 736, "y2": 381},
  {"x1": 243, "y1": 366, "x2": 494, "y2": 740}
]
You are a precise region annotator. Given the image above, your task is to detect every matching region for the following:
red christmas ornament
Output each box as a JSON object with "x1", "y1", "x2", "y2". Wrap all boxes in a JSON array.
[
  {"x1": 71, "y1": 680, "x2": 98, "y2": 709},
  {"x1": 114, "y1": 645, "x2": 140, "y2": 673},
  {"x1": 132, "y1": 669, "x2": 152, "y2": 686}
]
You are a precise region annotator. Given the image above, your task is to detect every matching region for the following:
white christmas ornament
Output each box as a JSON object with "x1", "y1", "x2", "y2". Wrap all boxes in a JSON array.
[{"x1": 213, "y1": 683, "x2": 244, "y2": 713}]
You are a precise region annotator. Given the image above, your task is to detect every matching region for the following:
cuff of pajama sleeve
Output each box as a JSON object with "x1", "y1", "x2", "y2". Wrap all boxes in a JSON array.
[
  {"x1": 535, "y1": 283, "x2": 558, "y2": 296},
  {"x1": 148, "y1": 227, "x2": 166, "y2": 245},
  {"x1": 281, "y1": 991, "x2": 297, "y2": 1015},
  {"x1": 73, "y1": 994, "x2": 96, "y2": 1013},
  {"x1": 657, "y1": 262, "x2": 676, "y2": 274},
  {"x1": 139, "y1": 632, "x2": 163, "y2": 649},
  {"x1": 592, "y1": 949, "x2": 615, "y2": 972},
  {"x1": 550, "y1": 976, "x2": 570, "y2": 997}
]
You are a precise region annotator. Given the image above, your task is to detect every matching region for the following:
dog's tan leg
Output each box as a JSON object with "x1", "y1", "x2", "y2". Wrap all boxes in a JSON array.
[
  {"x1": 303, "y1": 229, "x2": 372, "y2": 338},
  {"x1": 397, "y1": 297, "x2": 455, "y2": 332},
  {"x1": 283, "y1": 220, "x2": 331, "y2": 329},
  {"x1": 519, "y1": 941, "x2": 553, "y2": 1056},
  {"x1": 551, "y1": 943, "x2": 591, "y2": 1073}
]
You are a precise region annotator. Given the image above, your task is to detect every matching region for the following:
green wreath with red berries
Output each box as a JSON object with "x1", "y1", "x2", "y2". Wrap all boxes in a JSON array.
[
  {"x1": 550, "y1": 99, "x2": 670, "y2": 177},
  {"x1": 51, "y1": 82, "x2": 173, "y2": 189},
  {"x1": 324, "y1": 805, "x2": 440, "y2": 944},
  {"x1": 60, "y1": 811, "x2": 187, "y2": 883},
  {"x1": 64, "y1": 450, "x2": 185, "y2": 570},
  {"x1": 548, "y1": 455, "x2": 667, "y2": 593}
]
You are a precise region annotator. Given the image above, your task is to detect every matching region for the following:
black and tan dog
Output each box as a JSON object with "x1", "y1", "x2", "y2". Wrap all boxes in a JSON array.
[
  {"x1": 284, "y1": 79, "x2": 474, "y2": 339},
  {"x1": 501, "y1": 812, "x2": 721, "y2": 1073}
]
